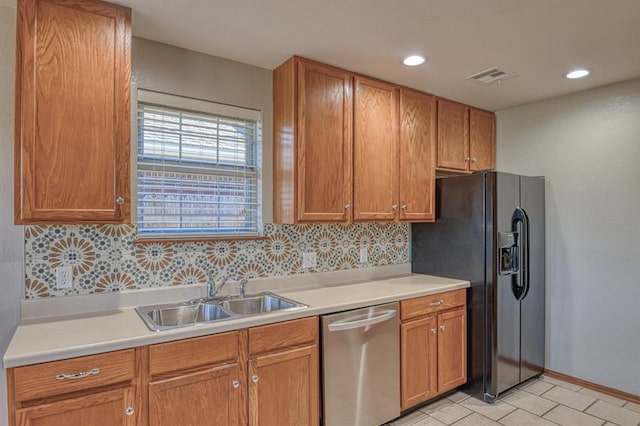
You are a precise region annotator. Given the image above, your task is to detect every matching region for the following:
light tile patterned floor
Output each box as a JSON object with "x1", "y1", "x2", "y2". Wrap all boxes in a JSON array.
[{"x1": 388, "y1": 376, "x2": 640, "y2": 426}]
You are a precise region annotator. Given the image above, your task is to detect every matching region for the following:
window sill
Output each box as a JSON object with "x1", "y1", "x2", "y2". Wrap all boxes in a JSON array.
[{"x1": 133, "y1": 235, "x2": 268, "y2": 244}]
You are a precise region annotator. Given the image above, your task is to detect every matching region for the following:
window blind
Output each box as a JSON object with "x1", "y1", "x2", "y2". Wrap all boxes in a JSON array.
[{"x1": 136, "y1": 92, "x2": 260, "y2": 238}]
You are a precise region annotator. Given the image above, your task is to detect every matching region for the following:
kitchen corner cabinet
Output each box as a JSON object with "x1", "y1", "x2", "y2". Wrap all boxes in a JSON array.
[
  {"x1": 436, "y1": 99, "x2": 495, "y2": 173},
  {"x1": 7, "y1": 348, "x2": 143, "y2": 426},
  {"x1": 14, "y1": 0, "x2": 131, "y2": 224},
  {"x1": 273, "y1": 57, "x2": 353, "y2": 223},
  {"x1": 353, "y1": 76, "x2": 399, "y2": 221},
  {"x1": 400, "y1": 289, "x2": 467, "y2": 410}
]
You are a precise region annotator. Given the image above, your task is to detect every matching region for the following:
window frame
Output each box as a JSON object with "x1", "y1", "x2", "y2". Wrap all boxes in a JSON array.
[{"x1": 134, "y1": 89, "x2": 263, "y2": 240}]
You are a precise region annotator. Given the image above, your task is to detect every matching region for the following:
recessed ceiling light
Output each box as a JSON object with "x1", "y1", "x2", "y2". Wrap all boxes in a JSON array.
[
  {"x1": 403, "y1": 55, "x2": 427, "y2": 66},
  {"x1": 564, "y1": 68, "x2": 590, "y2": 79}
]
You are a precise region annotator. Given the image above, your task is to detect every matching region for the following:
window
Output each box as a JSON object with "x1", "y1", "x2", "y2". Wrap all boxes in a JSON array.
[{"x1": 136, "y1": 90, "x2": 261, "y2": 238}]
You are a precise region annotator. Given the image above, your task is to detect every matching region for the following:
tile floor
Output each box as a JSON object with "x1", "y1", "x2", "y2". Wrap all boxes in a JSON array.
[{"x1": 388, "y1": 375, "x2": 640, "y2": 426}]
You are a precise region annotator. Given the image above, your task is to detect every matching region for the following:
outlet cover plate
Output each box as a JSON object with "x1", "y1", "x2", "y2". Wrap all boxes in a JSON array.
[
  {"x1": 302, "y1": 252, "x2": 317, "y2": 268},
  {"x1": 56, "y1": 265, "x2": 73, "y2": 289}
]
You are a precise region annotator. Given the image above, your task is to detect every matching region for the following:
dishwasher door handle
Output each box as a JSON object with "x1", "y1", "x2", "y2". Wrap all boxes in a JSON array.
[{"x1": 327, "y1": 310, "x2": 397, "y2": 332}]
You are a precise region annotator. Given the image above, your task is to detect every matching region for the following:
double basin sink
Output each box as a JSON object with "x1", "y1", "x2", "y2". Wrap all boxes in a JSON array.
[{"x1": 136, "y1": 292, "x2": 308, "y2": 331}]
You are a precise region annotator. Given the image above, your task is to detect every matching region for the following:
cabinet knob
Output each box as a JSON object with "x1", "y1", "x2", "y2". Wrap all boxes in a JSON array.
[
  {"x1": 252, "y1": 375, "x2": 259, "y2": 383},
  {"x1": 440, "y1": 325, "x2": 446, "y2": 332},
  {"x1": 344, "y1": 204, "x2": 351, "y2": 210},
  {"x1": 430, "y1": 328, "x2": 437, "y2": 334},
  {"x1": 472, "y1": 158, "x2": 478, "y2": 163},
  {"x1": 401, "y1": 205, "x2": 407, "y2": 210},
  {"x1": 464, "y1": 157, "x2": 471, "y2": 162},
  {"x1": 392, "y1": 204, "x2": 398, "y2": 210},
  {"x1": 115, "y1": 197, "x2": 125, "y2": 205},
  {"x1": 125, "y1": 407, "x2": 134, "y2": 416},
  {"x1": 232, "y1": 380, "x2": 240, "y2": 388}
]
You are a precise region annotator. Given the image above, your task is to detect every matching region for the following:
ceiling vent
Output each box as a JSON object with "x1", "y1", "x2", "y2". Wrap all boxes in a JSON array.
[{"x1": 466, "y1": 67, "x2": 518, "y2": 84}]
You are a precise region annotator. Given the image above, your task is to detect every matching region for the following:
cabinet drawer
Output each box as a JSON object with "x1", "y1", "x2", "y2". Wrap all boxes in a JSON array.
[
  {"x1": 150, "y1": 331, "x2": 240, "y2": 376},
  {"x1": 13, "y1": 349, "x2": 135, "y2": 402},
  {"x1": 401, "y1": 289, "x2": 466, "y2": 321},
  {"x1": 249, "y1": 317, "x2": 318, "y2": 355}
]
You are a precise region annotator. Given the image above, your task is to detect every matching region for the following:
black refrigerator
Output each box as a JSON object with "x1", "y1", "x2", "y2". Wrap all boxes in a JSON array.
[{"x1": 412, "y1": 171, "x2": 545, "y2": 402}]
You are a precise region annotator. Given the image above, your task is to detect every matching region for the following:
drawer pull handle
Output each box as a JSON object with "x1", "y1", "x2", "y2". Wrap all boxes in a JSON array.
[
  {"x1": 429, "y1": 300, "x2": 444, "y2": 307},
  {"x1": 56, "y1": 368, "x2": 100, "y2": 380},
  {"x1": 125, "y1": 407, "x2": 134, "y2": 416}
]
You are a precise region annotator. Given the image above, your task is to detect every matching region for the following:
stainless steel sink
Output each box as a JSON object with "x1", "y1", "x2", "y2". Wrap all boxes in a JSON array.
[
  {"x1": 220, "y1": 292, "x2": 308, "y2": 316},
  {"x1": 136, "y1": 302, "x2": 236, "y2": 331},
  {"x1": 136, "y1": 292, "x2": 308, "y2": 331}
]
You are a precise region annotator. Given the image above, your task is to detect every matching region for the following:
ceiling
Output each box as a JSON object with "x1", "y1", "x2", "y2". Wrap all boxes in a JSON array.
[{"x1": 113, "y1": 0, "x2": 640, "y2": 111}]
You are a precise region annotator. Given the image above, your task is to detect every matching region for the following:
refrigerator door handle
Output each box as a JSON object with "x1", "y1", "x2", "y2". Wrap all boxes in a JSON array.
[{"x1": 511, "y1": 207, "x2": 531, "y2": 301}]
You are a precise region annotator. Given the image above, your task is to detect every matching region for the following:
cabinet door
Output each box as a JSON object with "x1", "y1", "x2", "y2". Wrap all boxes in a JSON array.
[
  {"x1": 353, "y1": 76, "x2": 398, "y2": 221},
  {"x1": 15, "y1": 0, "x2": 131, "y2": 224},
  {"x1": 297, "y1": 60, "x2": 353, "y2": 222},
  {"x1": 249, "y1": 345, "x2": 319, "y2": 426},
  {"x1": 15, "y1": 386, "x2": 135, "y2": 426},
  {"x1": 149, "y1": 363, "x2": 242, "y2": 426},
  {"x1": 437, "y1": 307, "x2": 467, "y2": 393},
  {"x1": 400, "y1": 316, "x2": 437, "y2": 410},
  {"x1": 470, "y1": 108, "x2": 496, "y2": 171},
  {"x1": 436, "y1": 99, "x2": 469, "y2": 171},
  {"x1": 399, "y1": 89, "x2": 436, "y2": 222}
]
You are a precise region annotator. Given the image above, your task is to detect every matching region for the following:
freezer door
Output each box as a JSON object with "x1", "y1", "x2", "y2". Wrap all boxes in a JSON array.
[
  {"x1": 519, "y1": 176, "x2": 545, "y2": 381},
  {"x1": 487, "y1": 172, "x2": 522, "y2": 398}
]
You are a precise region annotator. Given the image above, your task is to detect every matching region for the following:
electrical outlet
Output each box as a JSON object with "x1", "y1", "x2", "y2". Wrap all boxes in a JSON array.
[
  {"x1": 359, "y1": 247, "x2": 368, "y2": 264},
  {"x1": 302, "y1": 252, "x2": 317, "y2": 268},
  {"x1": 56, "y1": 265, "x2": 73, "y2": 289}
]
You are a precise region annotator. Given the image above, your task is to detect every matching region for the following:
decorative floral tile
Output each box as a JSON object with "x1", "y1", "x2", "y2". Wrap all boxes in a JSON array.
[{"x1": 23, "y1": 222, "x2": 410, "y2": 298}]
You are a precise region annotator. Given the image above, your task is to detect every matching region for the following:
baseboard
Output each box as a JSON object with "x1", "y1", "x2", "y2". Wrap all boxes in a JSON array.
[{"x1": 544, "y1": 369, "x2": 640, "y2": 404}]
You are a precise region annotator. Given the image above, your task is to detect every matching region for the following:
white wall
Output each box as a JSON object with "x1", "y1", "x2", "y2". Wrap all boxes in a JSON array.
[
  {"x1": 0, "y1": 1, "x2": 26, "y2": 425},
  {"x1": 496, "y1": 78, "x2": 640, "y2": 395}
]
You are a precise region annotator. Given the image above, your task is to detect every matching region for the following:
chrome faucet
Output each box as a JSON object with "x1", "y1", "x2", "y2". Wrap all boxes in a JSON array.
[
  {"x1": 238, "y1": 277, "x2": 248, "y2": 298},
  {"x1": 207, "y1": 275, "x2": 233, "y2": 298}
]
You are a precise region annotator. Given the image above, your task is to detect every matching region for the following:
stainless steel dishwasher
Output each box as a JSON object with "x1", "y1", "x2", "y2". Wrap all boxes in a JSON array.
[{"x1": 321, "y1": 302, "x2": 400, "y2": 426}]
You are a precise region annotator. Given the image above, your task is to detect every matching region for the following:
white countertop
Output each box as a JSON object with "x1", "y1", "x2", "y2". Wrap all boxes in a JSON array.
[{"x1": 3, "y1": 273, "x2": 469, "y2": 368}]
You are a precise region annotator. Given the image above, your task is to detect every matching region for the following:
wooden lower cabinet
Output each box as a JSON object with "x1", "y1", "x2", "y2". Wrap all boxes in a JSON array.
[
  {"x1": 15, "y1": 386, "x2": 135, "y2": 426},
  {"x1": 437, "y1": 307, "x2": 467, "y2": 392},
  {"x1": 149, "y1": 364, "x2": 243, "y2": 426},
  {"x1": 401, "y1": 316, "x2": 437, "y2": 410},
  {"x1": 400, "y1": 290, "x2": 467, "y2": 410},
  {"x1": 248, "y1": 345, "x2": 319, "y2": 426}
]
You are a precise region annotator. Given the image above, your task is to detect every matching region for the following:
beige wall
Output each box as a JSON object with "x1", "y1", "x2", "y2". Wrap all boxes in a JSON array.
[
  {"x1": 0, "y1": 0, "x2": 26, "y2": 424},
  {"x1": 132, "y1": 37, "x2": 274, "y2": 223},
  {"x1": 496, "y1": 78, "x2": 640, "y2": 395}
]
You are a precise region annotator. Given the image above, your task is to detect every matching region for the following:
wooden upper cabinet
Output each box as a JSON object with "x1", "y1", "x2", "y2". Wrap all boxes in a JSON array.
[
  {"x1": 470, "y1": 107, "x2": 496, "y2": 171},
  {"x1": 353, "y1": 76, "x2": 398, "y2": 221},
  {"x1": 437, "y1": 98, "x2": 496, "y2": 173},
  {"x1": 436, "y1": 99, "x2": 470, "y2": 171},
  {"x1": 15, "y1": 0, "x2": 131, "y2": 224},
  {"x1": 273, "y1": 57, "x2": 353, "y2": 223},
  {"x1": 398, "y1": 89, "x2": 436, "y2": 222}
]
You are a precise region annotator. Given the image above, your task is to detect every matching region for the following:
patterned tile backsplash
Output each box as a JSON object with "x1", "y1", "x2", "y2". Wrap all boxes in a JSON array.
[{"x1": 24, "y1": 223, "x2": 410, "y2": 298}]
